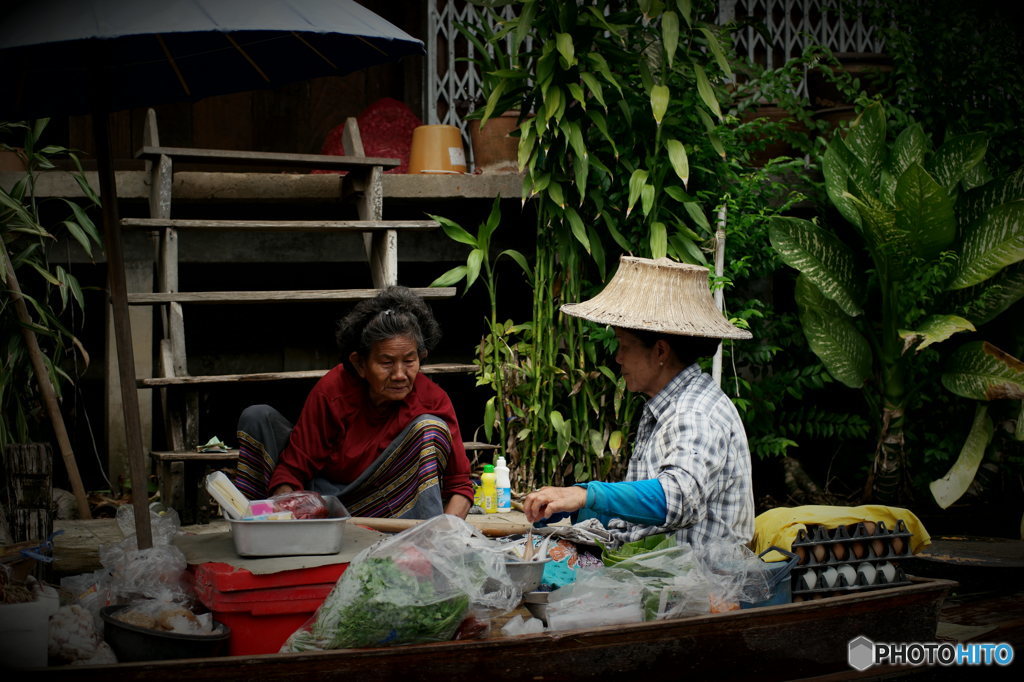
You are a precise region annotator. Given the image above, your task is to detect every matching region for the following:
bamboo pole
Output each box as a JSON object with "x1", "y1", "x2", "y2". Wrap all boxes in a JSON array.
[
  {"x1": 712, "y1": 205, "x2": 727, "y2": 386},
  {"x1": 1, "y1": 246, "x2": 92, "y2": 519}
]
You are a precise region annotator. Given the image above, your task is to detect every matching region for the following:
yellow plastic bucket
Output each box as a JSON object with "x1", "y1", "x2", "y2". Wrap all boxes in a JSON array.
[{"x1": 408, "y1": 125, "x2": 467, "y2": 174}]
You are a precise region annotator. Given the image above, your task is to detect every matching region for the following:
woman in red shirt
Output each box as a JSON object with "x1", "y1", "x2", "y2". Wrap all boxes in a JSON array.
[{"x1": 234, "y1": 287, "x2": 473, "y2": 519}]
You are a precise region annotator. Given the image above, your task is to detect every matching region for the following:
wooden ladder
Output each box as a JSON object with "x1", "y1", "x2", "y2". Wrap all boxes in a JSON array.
[{"x1": 129, "y1": 109, "x2": 484, "y2": 520}]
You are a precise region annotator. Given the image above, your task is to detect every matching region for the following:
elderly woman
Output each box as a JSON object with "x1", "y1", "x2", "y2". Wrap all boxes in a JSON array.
[
  {"x1": 234, "y1": 286, "x2": 473, "y2": 519},
  {"x1": 523, "y1": 257, "x2": 755, "y2": 547}
]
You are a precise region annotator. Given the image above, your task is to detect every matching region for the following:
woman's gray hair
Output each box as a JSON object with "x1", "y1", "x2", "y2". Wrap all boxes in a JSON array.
[{"x1": 336, "y1": 286, "x2": 441, "y2": 372}]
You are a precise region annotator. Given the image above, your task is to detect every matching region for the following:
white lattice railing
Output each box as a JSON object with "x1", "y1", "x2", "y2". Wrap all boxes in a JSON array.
[{"x1": 426, "y1": 1, "x2": 884, "y2": 147}]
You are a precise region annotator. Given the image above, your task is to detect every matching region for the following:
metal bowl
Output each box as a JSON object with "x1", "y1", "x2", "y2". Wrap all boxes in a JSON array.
[{"x1": 505, "y1": 557, "x2": 551, "y2": 593}]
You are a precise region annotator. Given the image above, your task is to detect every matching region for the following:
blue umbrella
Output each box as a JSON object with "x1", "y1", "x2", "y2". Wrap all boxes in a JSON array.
[{"x1": 0, "y1": 0, "x2": 424, "y2": 547}]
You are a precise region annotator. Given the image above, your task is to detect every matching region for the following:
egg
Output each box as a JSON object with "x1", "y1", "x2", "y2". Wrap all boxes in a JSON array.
[
  {"x1": 892, "y1": 535, "x2": 906, "y2": 555},
  {"x1": 871, "y1": 536, "x2": 886, "y2": 557},
  {"x1": 801, "y1": 570, "x2": 818, "y2": 591},
  {"x1": 877, "y1": 561, "x2": 896, "y2": 583},
  {"x1": 857, "y1": 562, "x2": 877, "y2": 585},
  {"x1": 832, "y1": 542, "x2": 847, "y2": 561},
  {"x1": 820, "y1": 566, "x2": 839, "y2": 588},
  {"x1": 850, "y1": 540, "x2": 866, "y2": 559},
  {"x1": 861, "y1": 521, "x2": 876, "y2": 535},
  {"x1": 795, "y1": 545, "x2": 808, "y2": 565},
  {"x1": 836, "y1": 564, "x2": 857, "y2": 587},
  {"x1": 812, "y1": 543, "x2": 827, "y2": 563}
]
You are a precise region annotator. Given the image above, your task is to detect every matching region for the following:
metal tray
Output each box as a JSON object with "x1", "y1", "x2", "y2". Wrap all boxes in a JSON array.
[{"x1": 227, "y1": 515, "x2": 350, "y2": 557}]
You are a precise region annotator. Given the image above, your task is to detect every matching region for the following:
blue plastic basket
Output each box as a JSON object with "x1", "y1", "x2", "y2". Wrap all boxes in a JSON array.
[{"x1": 740, "y1": 546, "x2": 798, "y2": 609}]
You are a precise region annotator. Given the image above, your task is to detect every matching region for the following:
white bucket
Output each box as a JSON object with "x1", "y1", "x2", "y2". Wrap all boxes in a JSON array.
[{"x1": 0, "y1": 585, "x2": 60, "y2": 668}]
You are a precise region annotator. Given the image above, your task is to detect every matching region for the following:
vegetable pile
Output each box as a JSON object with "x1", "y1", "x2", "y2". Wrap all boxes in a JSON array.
[{"x1": 284, "y1": 556, "x2": 469, "y2": 651}]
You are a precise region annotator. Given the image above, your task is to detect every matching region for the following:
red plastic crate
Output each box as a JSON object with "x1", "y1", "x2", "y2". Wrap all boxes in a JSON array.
[{"x1": 192, "y1": 561, "x2": 348, "y2": 655}]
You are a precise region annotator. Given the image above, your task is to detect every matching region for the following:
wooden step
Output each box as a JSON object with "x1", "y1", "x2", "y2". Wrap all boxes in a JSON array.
[
  {"x1": 127, "y1": 287, "x2": 456, "y2": 305},
  {"x1": 137, "y1": 363, "x2": 478, "y2": 388},
  {"x1": 136, "y1": 145, "x2": 399, "y2": 170},
  {"x1": 120, "y1": 218, "x2": 440, "y2": 232},
  {"x1": 151, "y1": 440, "x2": 498, "y2": 462}
]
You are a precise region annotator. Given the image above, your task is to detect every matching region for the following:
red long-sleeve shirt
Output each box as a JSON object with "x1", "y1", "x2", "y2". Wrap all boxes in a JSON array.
[{"x1": 268, "y1": 365, "x2": 473, "y2": 503}]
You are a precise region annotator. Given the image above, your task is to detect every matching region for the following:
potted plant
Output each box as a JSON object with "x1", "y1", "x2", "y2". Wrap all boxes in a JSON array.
[
  {"x1": 1, "y1": 119, "x2": 102, "y2": 529},
  {"x1": 455, "y1": 7, "x2": 527, "y2": 173}
]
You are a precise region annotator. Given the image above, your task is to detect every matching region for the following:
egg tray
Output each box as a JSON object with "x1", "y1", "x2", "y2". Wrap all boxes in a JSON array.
[
  {"x1": 791, "y1": 558, "x2": 910, "y2": 598},
  {"x1": 790, "y1": 519, "x2": 913, "y2": 566}
]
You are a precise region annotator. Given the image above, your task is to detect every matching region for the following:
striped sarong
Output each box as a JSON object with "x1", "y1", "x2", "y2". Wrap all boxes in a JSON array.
[{"x1": 234, "y1": 405, "x2": 452, "y2": 519}]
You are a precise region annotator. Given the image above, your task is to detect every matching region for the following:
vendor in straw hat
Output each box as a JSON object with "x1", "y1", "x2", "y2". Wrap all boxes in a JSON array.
[{"x1": 523, "y1": 256, "x2": 755, "y2": 547}]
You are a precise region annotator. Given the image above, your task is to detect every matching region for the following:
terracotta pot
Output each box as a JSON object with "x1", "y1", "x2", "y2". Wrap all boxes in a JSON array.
[
  {"x1": 0, "y1": 147, "x2": 28, "y2": 172},
  {"x1": 469, "y1": 110, "x2": 520, "y2": 174},
  {"x1": 739, "y1": 106, "x2": 808, "y2": 167},
  {"x1": 806, "y1": 52, "x2": 894, "y2": 108}
]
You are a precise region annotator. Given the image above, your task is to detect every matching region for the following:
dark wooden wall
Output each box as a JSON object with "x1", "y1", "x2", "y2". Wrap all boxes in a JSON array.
[{"x1": 62, "y1": 1, "x2": 428, "y2": 162}]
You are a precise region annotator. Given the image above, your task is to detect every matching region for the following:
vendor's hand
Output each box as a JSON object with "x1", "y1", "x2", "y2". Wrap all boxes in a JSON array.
[
  {"x1": 271, "y1": 484, "x2": 295, "y2": 496},
  {"x1": 443, "y1": 494, "x2": 472, "y2": 519},
  {"x1": 523, "y1": 486, "x2": 587, "y2": 524}
]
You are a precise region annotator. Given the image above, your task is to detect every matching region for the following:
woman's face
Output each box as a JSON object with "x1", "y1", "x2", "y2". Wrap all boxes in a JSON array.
[
  {"x1": 614, "y1": 328, "x2": 663, "y2": 397},
  {"x1": 351, "y1": 334, "x2": 421, "y2": 406}
]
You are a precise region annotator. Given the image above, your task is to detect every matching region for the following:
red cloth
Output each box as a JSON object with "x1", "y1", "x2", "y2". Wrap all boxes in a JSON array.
[
  {"x1": 268, "y1": 365, "x2": 473, "y2": 504},
  {"x1": 313, "y1": 97, "x2": 422, "y2": 174}
]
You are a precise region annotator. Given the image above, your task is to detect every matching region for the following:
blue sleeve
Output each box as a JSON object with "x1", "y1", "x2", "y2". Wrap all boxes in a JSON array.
[{"x1": 579, "y1": 479, "x2": 668, "y2": 526}]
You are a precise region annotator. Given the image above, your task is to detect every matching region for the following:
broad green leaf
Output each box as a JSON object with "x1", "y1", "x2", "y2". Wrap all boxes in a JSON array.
[
  {"x1": 587, "y1": 53, "x2": 623, "y2": 95},
  {"x1": 513, "y1": 1, "x2": 535, "y2": 54},
  {"x1": 587, "y1": 109, "x2": 617, "y2": 156},
  {"x1": 588, "y1": 428, "x2": 605, "y2": 458},
  {"x1": 609, "y1": 429, "x2": 624, "y2": 455},
  {"x1": 574, "y1": 154, "x2": 590, "y2": 204},
  {"x1": 894, "y1": 163, "x2": 956, "y2": 259},
  {"x1": 465, "y1": 248, "x2": 483, "y2": 291},
  {"x1": 27, "y1": 260, "x2": 62, "y2": 286},
  {"x1": 661, "y1": 11, "x2": 679, "y2": 67},
  {"x1": 64, "y1": 200, "x2": 100, "y2": 245},
  {"x1": 586, "y1": 223, "x2": 606, "y2": 278},
  {"x1": 556, "y1": 32, "x2": 576, "y2": 66},
  {"x1": 950, "y1": 200, "x2": 1024, "y2": 289},
  {"x1": 823, "y1": 137, "x2": 866, "y2": 230},
  {"x1": 845, "y1": 192, "x2": 900, "y2": 268},
  {"x1": 683, "y1": 201, "x2": 711, "y2": 232},
  {"x1": 580, "y1": 72, "x2": 607, "y2": 109},
  {"x1": 641, "y1": 184, "x2": 655, "y2": 217},
  {"x1": 498, "y1": 249, "x2": 533, "y2": 285},
  {"x1": 693, "y1": 64, "x2": 722, "y2": 121},
  {"x1": 795, "y1": 275, "x2": 872, "y2": 388},
  {"x1": 547, "y1": 181, "x2": 566, "y2": 208},
  {"x1": 899, "y1": 315, "x2": 975, "y2": 353},
  {"x1": 676, "y1": 0, "x2": 692, "y2": 25},
  {"x1": 543, "y1": 85, "x2": 563, "y2": 121},
  {"x1": 62, "y1": 220, "x2": 94, "y2": 257},
  {"x1": 567, "y1": 121, "x2": 587, "y2": 160},
  {"x1": 698, "y1": 27, "x2": 732, "y2": 77},
  {"x1": 769, "y1": 217, "x2": 864, "y2": 316},
  {"x1": 665, "y1": 139, "x2": 689, "y2": 187},
  {"x1": 942, "y1": 341, "x2": 1024, "y2": 400},
  {"x1": 483, "y1": 396, "x2": 496, "y2": 442},
  {"x1": 650, "y1": 222, "x2": 667, "y2": 259},
  {"x1": 844, "y1": 102, "x2": 886, "y2": 179},
  {"x1": 481, "y1": 80, "x2": 507, "y2": 125},
  {"x1": 882, "y1": 123, "x2": 928, "y2": 204},
  {"x1": 567, "y1": 82, "x2": 585, "y2": 108},
  {"x1": 961, "y1": 157, "x2": 993, "y2": 191},
  {"x1": 430, "y1": 265, "x2": 467, "y2": 288},
  {"x1": 478, "y1": 197, "x2": 503, "y2": 253},
  {"x1": 958, "y1": 168, "x2": 1024, "y2": 229},
  {"x1": 952, "y1": 262, "x2": 1024, "y2": 325},
  {"x1": 929, "y1": 132, "x2": 988, "y2": 192},
  {"x1": 650, "y1": 84, "x2": 669, "y2": 124},
  {"x1": 695, "y1": 108, "x2": 726, "y2": 158},
  {"x1": 564, "y1": 206, "x2": 591, "y2": 253},
  {"x1": 929, "y1": 406, "x2": 993, "y2": 509},
  {"x1": 627, "y1": 169, "x2": 649, "y2": 217},
  {"x1": 428, "y1": 214, "x2": 477, "y2": 247}
]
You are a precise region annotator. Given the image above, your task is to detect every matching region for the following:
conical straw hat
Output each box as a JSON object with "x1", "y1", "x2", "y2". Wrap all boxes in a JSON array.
[{"x1": 561, "y1": 256, "x2": 752, "y2": 339}]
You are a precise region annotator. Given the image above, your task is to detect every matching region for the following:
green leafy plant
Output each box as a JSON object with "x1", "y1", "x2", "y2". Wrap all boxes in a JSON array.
[
  {"x1": 769, "y1": 101, "x2": 1024, "y2": 504},
  {"x1": 1, "y1": 119, "x2": 101, "y2": 448},
  {"x1": 446, "y1": 0, "x2": 747, "y2": 489}
]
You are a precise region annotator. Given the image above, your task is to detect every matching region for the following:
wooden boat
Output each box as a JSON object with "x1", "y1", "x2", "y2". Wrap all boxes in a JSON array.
[{"x1": 40, "y1": 577, "x2": 955, "y2": 681}]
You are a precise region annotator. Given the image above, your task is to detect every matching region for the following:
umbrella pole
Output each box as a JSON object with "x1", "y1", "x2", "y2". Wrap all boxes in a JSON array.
[{"x1": 93, "y1": 107, "x2": 154, "y2": 550}]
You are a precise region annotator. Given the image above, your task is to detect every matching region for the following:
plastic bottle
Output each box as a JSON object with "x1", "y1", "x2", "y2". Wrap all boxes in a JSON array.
[
  {"x1": 494, "y1": 456, "x2": 512, "y2": 513},
  {"x1": 480, "y1": 464, "x2": 498, "y2": 514}
]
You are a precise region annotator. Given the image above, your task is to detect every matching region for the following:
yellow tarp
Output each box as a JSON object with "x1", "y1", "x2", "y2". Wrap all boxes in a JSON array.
[{"x1": 753, "y1": 505, "x2": 931, "y2": 562}]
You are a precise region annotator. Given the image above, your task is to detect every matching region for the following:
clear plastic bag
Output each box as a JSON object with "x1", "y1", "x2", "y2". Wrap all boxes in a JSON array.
[
  {"x1": 269, "y1": 491, "x2": 330, "y2": 519},
  {"x1": 281, "y1": 515, "x2": 519, "y2": 652}
]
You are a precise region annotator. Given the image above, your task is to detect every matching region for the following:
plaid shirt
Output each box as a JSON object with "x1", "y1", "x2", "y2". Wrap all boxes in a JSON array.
[{"x1": 607, "y1": 363, "x2": 754, "y2": 547}]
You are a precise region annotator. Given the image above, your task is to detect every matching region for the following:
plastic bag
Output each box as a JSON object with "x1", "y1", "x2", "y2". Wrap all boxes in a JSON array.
[
  {"x1": 280, "y1": 515, "x2": 520, "y2": 652},
  {"x1": 108, "y1": 598, "x2": 215, "y2": 635},
  {"x1": 545, "y1": 567, "x2": 647, "y2": 631},
  {"x1": 49, "y1": 604, "x2": 118, "y2": 665},
  {"x1": 269, "y1": 491, "x2": 329, "y2": 519},
  {"x1": 115, "y1": 503, "x2": 180, "y2": 547}
]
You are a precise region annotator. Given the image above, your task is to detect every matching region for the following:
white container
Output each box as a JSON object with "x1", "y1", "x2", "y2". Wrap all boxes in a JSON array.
[
  {"x1": 495, "y1": 456, "x2": 512, "y2": 513},
  {"x1": 0, "y1": 585, "x2": 59, "y2": 668},
  {"x1": 227, "y1": 515, "x2": 350, "y2": 557}
]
